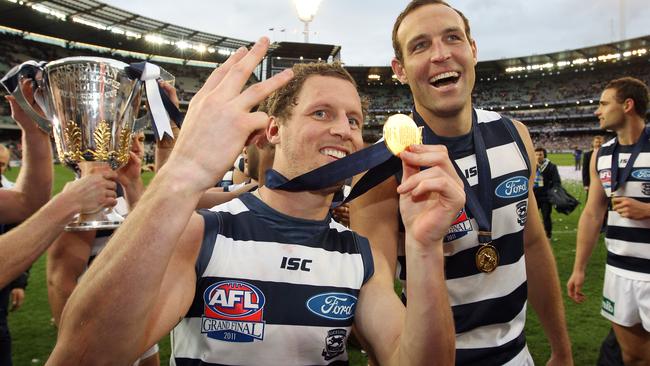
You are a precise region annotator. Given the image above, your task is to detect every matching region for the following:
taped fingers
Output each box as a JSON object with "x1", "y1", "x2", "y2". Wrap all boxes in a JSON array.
[
  {"x1": 410, "y1": 176, "x2": 465, "y2": 202},
  {"x1": 397, "y1": 165, "x2": 453, "y2": 194},
  {"x1": 399, "y1": 146, "x2": 460, "y2": 183}
]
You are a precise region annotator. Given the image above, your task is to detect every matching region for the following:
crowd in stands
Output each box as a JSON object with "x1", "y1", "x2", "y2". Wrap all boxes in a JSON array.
[{"x1": 1, "y1": 32, "x2": 648, "y2": 151}]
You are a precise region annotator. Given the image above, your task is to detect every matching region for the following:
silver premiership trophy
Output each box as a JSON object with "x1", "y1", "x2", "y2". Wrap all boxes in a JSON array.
[
  {"x1": 5, "y1": 57, "x2": 145, "y2": 230},
  {"x1": 46, "y1": 57, "x2": 142, "y2": 230}
]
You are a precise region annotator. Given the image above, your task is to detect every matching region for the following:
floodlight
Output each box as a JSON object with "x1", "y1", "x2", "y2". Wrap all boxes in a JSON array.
[{"x1": 294, "y1": 0, "x2": 322, "y2": 43}]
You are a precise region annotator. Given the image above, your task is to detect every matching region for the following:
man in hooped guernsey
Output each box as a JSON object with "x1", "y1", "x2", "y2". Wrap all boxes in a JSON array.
[
  {"x1": 350, "y1": 1, "x2": 573, "y2": 365},
  {"x1": 568, "y1": 77, "x2": 650, "y2": 365},
  {"x1": 48, "y1": 38, "x2": 463, "y2": 365}
]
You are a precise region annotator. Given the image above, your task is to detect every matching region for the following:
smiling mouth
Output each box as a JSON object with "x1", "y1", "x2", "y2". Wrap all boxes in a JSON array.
[
  {"x1": 320, "y1": 148, "x2": 347, "y2": 159},
  {"x1": 429, "y1": 71, "x2": 460, "y2": 88}
]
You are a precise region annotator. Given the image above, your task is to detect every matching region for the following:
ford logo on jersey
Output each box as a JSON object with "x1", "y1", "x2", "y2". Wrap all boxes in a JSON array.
[
  {"x1": 495, "y1": 176, "x2": 529, "y2": 198},
  {"x1": 631, "y1": 169, "x2": 650, "y2": 181},
  {"x1": 306, "y1": 293, "x2": 357, "y2": 320},
  {"x1": 201, "y1": 280, "x2": 266, "y2": 343}
]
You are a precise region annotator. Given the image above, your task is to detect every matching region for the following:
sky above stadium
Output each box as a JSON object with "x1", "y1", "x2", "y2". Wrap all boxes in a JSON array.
[{"x1": 102, "y1": 0, "x2": 649, "y2": 66}]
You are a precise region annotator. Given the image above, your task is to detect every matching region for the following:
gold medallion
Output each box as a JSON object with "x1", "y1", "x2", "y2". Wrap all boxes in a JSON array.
[
  {"x1": 383, "y1": 114, "x2": 423, "y2": 155},
  {"x1": 475, "y1": 244, "x2": 499, "y2": 273}
]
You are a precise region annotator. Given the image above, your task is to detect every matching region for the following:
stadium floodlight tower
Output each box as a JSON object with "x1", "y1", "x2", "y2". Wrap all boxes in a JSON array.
[{"x1": 294, "y1": 0, "x2": 321, "y2": 43}]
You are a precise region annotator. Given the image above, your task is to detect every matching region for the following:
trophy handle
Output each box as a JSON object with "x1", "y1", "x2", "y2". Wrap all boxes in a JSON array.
[
  {"x1": 133, "y1": 113, "x2": 151, "y2": 132},
  {"x1": 11, "y1": 83, "x2": 52, "y2": 134}
]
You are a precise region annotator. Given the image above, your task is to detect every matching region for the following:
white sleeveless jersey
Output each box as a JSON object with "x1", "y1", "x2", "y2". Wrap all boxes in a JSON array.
[
  {"x1": 397, "y1": 109, "x2": 533, "y2": 365},
  {"x1": 171, "y1": 193, "x2": 374, "y2": 366},
  {"x1": 596, "y1": 132, "x2": 650, "y2": 281}
]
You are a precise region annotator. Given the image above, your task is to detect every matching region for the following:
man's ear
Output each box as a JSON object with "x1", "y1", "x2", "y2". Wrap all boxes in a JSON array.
[
  {"x1": 267, "y1": 116, "x2": 281, "y2": 145},
  {"x1": 391, "y1": 57, "x2": 408, "y2": 85},
  {"x1": 623, "y1": 98, "x2": 635, "y2": 114},
  {"x1": 470, "y1": 38, "x2": 478, "y2": 66}
]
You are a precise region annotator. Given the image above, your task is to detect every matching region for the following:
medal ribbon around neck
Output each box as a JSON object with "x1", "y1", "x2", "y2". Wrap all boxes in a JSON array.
[
  {"x1": 264, "y1": 114, "x2": 421, "y2": 205},
  {"x1": 413, "y1": 109, "x2": 498, "y2": 272},
  {"x1": 610, "y1": 125, "x2": 650, "y2": 194}
]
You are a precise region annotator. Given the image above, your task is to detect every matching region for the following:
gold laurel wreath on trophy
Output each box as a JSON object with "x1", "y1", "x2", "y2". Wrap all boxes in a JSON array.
[
  {"x1": 92, "y1": 120, "x2": 112, "y2": 161},
  {"x1": 59, "y1": 120, "x2": 131, "y2": 164},
  {"x1": 62, "y1": 122, "x2": 83, "y2": 162},
  {"x1": 112, "y1": 127, "x2": 132, "y2": 166}
]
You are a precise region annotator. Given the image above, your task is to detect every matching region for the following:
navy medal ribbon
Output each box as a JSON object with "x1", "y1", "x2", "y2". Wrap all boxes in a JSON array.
[
  {"x1": 413, "y1": 109, "x2": 498, "y2": 273},
  {"x1": 610, "y1": 126, "x2": 650, "y2": 194},
  {"x1": 265, "y1": 114, "x2": 422, "y2": 205}
]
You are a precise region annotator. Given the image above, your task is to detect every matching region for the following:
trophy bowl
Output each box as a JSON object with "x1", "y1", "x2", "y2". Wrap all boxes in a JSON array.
[{"x1": 40, "y1": 57, "x2": 144, "y2": 230}]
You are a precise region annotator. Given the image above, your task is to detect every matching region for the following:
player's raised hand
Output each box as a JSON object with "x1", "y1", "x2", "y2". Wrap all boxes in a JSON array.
[
  {"x1": 397, "y1": 144, "x2": 465, "y2": 246},
  {"x1": 167, "y1": 37, "x2": 294, "y2": 192}
]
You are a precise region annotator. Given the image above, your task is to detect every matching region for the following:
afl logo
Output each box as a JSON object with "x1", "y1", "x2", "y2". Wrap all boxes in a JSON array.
[
  {"x1": 306, "y1": 293, "x2": 357, "y2": 320},
  {"x1": 631, "y1": 169, "x2": 650, "y2": 181},
  {"x1": 600, "y1": 169, "x2": 611, "y2": 181},
  {"x1": 203, "y1": 281, "x2": 265, "y2": 319},
  {"x1": 495, "y1": 176, "x2": 529, "y2": 198}
]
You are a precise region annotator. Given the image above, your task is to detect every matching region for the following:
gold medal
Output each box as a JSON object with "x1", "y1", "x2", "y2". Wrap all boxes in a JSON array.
[
  {"x1": 475, "y1": 244, "x2": 499, "y2": 273},
  {"x1": 383, "y1": 114, "x2": 423, "y2": 155}
]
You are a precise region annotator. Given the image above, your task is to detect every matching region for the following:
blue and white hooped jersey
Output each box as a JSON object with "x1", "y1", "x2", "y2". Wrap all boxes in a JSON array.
[
  {"x1": 171, "y1": 193, "x2": 374, "y2": 366},
  {"x1": 397, "y1": 109, "x2": 533, "y2": 365},
  {"x1": 597, "y1": 133, "x2": 650, "y2": 281}
]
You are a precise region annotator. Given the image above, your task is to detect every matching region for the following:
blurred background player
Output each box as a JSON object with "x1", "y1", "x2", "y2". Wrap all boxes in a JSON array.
[
  {"x1": 568, "y1": 77, "x2": 650, "y2": 365},
  {"x1": 533, "y1": 147, "x2": 562, "y2": 239}
]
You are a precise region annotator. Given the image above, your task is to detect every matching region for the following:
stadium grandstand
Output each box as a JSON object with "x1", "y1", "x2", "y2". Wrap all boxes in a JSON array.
[
  {"x1": 0, "y1": 0, "x2": 649, "y2": 156},
  {"x1": 2, "y1": 1, "x2": 650, "y2": 365}
]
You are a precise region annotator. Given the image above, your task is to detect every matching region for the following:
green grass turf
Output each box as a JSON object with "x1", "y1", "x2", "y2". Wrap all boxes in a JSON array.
[
  {"x1": 4, "y1": 157, "x2": 610, "y2": 365},
  {"x1": 548, "y1": 152, "x2": 580, "y2": 167}
]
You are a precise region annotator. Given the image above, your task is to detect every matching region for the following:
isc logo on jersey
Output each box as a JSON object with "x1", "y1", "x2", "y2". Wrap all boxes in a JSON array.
[
  {"x1": 600, "y1": 169, "x2": 612, "y2": 190},
  {"x1": 445, "y1": 208, "x2": 473, "y2": 243},
  {"x1": 201, "y1": 280, "x2": 266, "y2": 343},
  {"x1": 495, "y1": 176, "x2": 529, "y2": 199}
]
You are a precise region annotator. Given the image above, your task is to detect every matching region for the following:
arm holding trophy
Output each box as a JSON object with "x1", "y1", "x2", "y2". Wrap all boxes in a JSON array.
[
  {"x1": 0, "y1": 170, "x2": 117, "y2": 288},
  {"x1": 0, "y1": 78, "x2": 53, "y2": 223}
]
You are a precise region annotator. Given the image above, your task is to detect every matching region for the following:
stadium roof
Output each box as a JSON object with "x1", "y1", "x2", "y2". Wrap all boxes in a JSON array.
[
  {"x1": 478, "y1": 35, "x2": 650, "y2": 74},
  {"x1": 348, "y1": 35, "x2": 650, "y2": 85},
  {"x1": 0, "y1": 0, "x2": 256, "y2": 63},
  {"x1": 267, "y1": 41, "x2": 340, "y2": 61}
]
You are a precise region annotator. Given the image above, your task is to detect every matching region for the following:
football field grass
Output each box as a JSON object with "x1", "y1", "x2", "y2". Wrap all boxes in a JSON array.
[{"x1": 4, "y1": 155, "x2": 610, "y2": 365}]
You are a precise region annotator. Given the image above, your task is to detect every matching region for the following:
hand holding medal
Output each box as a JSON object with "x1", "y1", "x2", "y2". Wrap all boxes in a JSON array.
[{"x1": 396, "y1": 142, "x2": 466, "y2": 247}]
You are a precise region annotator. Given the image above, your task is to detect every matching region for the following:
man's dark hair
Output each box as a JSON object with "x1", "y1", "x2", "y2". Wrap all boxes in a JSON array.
[
  {"x1": 535, "y1": 147, "x2": 547, "y2": 158},
  {"x1": 605, "y1": 77, "x2": 649, "y2": 117},
  {"x1": 392, "y1": 0, "x2": 472, "y2": 62}
]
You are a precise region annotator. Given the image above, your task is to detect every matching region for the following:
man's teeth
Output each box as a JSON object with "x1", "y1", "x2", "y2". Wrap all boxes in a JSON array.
[
  {"x1": 320, "y1": 148, "x2": 346, "y2": 159},
  {"x1": 429, "y1": 71, "x2": 459, "y2": 83}
]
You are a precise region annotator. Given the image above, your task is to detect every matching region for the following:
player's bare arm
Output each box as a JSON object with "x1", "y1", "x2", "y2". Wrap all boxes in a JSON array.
[
  {"x1": 354, "y1": 144, "x2": 462, "y2": 366},
  {"x1": 48, "y1": 37, "x2": 294, "y2": 365},
  {"x1": 514, "y1": 120, "x2": 573, "y2": 365}
]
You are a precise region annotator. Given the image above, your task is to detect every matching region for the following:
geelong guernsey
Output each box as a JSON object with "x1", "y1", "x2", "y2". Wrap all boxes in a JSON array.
[
  {"x1": 397, "y1": 109, "x2": 532, "y2": 365},
  {"x1": 596, "y1": 131, "x2": 650, "y2": 281},
  {"x1": 171, "y1": 193, "x2": 374, "y2": 366}
]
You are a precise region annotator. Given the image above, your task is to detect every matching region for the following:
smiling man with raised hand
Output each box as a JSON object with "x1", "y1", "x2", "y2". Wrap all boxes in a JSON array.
[
  {"x1": 568, "y1": 77, "x2": 650, "y2": 365},
  {"x1": 350, "y1": 1, "x2": 573, "y2": 365},
  {"x1": 48, "y1": 37, "x2": 464, "y2": 365}
]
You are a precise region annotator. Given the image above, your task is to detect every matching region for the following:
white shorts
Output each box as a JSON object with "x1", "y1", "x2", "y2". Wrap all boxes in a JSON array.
[
  {"x1": 601, "y1": 268, "x2": 650, "y2": 331},
  {"x1": 132, "y1": 343, "x2": 159, "y2": 366}
]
